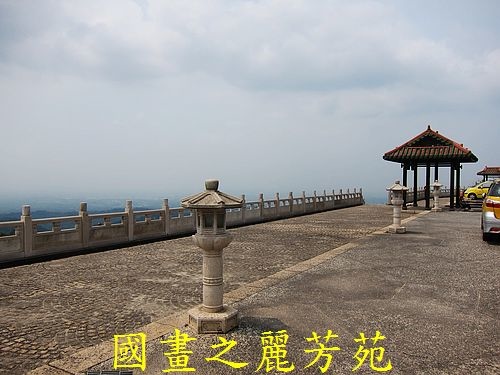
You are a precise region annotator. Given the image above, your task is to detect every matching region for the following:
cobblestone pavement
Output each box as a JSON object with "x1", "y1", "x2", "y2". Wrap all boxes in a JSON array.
[{"x1": 0, "y1": 205, "x2": 416, "y2": 374}]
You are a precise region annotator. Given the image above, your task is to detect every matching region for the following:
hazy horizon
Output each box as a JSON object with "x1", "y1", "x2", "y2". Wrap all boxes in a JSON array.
[{"x1": 0, "y1": 186, "x2": 386, "y2": 216}]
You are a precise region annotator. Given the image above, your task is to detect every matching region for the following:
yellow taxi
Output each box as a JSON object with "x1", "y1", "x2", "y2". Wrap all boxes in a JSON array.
[
  {"x1": 464, "y1": 180, "x2": 493, "y2": 200},
  {"x1": 482, "y1": 179, "x2": 500, "y2": 241}
]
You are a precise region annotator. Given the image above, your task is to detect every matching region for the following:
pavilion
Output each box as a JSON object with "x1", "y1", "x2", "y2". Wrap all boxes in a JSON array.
[
  {"x1": 477, "y1": 166, "x2": 500, "y2": 181},
  {"x1": 383, "y1": 126, "x2": 478, "y2": 210}
]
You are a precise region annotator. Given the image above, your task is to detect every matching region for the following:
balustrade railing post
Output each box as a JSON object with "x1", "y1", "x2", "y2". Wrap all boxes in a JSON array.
[
  {"x1": 162, "y1": 199, "x2": 170, "y2": 236},
  {"x1": 313, "y1": 190, "x2": 317, "y2": 211},
  {"x1": 332, "y1": 189, "x2": 336, "y2": 208},
  {"x1": 21, "y1": 205, "x2": 33, "y2": 257},
  {"x1": 79, "y1": 202, "x2": 90, "y2": 247},
  {"x1": 126, "y1": 200, "x2": 134, "y2": 241},
  {"x1": 275, "y1": 193, "x2": 280, "y2": 217},
  {"x1": 53, "y1": 221, "x2": 61, "y2": 233},
  {"x1": 241, "y1": 194, "x2": 246, "y2": 224},
  {"x1": 302, "y1": 191, "x2": 306, "y2": 213},
  {"x1": 259, "y1": 193, "x2": 264, "y2": 219},
  {"x1": 288, "y1": 192, "x2": 293, "y2": 214}
]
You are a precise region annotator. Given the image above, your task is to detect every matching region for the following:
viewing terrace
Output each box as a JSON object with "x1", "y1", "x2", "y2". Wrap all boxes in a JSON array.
[{"x1": 0, "y1": 189, "x2": 498, "y2": 374}]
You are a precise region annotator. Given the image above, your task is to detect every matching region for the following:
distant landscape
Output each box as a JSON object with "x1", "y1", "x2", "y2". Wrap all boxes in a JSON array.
[{"x1": 0, "y1": 199, "x2": 179, "y2": 220}]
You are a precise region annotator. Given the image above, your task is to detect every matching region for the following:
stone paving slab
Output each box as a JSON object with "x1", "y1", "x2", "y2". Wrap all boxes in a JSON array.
[
  {"x1": 84, "y1": 208, "x2": 500, "y2": 375},
  {"x1": 0, "y1": 204, "x2": 412, "y2": 374}
]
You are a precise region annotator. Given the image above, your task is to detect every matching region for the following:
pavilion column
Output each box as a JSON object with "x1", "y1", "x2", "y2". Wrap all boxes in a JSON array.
[
  {"x1": 425, "y1": 162, "x2": 431, "y2": 210},
  {"x1": 413, "y1": 163, "x2": 418, "y2": 207},
  {"x1": 434, "y1": 163, "x2": 439, "y2": 181},
  {"x1": 402, "y1": 164, "x2": 408, "y2": 210},
  {"x1": 456, "y1": 163, "x2": 461, "y2": 207},
  {"x1": 449, "y1": 164, "x2": 455, "y2": 210}
]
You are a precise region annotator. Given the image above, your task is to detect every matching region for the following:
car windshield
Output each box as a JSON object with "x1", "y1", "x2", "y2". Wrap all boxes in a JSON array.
[{"x1": 489, "y1": 184, "x2": 500, "y2": 197}]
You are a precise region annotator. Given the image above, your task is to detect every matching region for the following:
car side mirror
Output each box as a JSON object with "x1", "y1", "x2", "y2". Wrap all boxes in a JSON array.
[{"x1": 482, "y1": 193, "x2": 486, "y2": 199}]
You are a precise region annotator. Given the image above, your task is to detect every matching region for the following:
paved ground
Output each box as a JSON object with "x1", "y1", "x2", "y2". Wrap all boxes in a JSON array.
[
  {"x1": 0, "y1": 204, "x2": 413, "y2": 374},
  {"x1": 83, "y1": 207, "x2": 499, "y2": 375}
]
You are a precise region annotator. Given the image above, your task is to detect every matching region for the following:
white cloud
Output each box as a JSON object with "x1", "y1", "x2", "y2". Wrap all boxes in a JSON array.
[
  {"x1": 2, "y1": 0, "x2": 499, "y2": 96},
  {"x1": 0, "y1": 0, "x2": 499, "y2": 201}
]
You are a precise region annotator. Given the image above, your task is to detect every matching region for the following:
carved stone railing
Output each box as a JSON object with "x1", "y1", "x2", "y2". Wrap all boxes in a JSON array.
[
  {"x1": 387, "y1": 187, "x2": 451, "y2": 205},
  {"x1": 0, "y1": 188, "x2": 364, "y2": 262}
]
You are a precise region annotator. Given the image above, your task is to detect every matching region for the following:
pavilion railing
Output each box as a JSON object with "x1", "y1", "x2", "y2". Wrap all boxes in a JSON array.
[{"x1": 387, "y1": 187, "x2": 451, "y2": 205}]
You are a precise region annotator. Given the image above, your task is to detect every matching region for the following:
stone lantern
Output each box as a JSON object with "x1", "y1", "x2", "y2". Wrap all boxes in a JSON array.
[
  {"x1": 431, "y1": 180, "x2": 443, "y2": 212},
  {"x1": 181, "y1": 179, "x2": 243, "y2": 333},
  {"x1": 387, "y1": 180, "x2": 409, "y2": 233}
]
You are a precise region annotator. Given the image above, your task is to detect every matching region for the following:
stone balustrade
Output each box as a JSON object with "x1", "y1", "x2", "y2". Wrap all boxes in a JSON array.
[
  {"x1": 387, "y1": 187, "x2": 451, "y2": 205},
  {"x1": 0, "y1": 188, "x2": 364, "y2": 263}
]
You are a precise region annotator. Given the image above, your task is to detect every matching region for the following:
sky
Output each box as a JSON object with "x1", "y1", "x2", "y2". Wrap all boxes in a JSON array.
[{"x1": 1, "y1": 0, "x2": 499, "y2": 206}]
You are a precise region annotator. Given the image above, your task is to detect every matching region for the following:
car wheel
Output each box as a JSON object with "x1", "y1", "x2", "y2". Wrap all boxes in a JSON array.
[
  {"x1": 483, "y1": 232, "x2": 491, "y2": 241},
  {"x1": 468, "y1": 193, "x2": 477, "y2": 200}
]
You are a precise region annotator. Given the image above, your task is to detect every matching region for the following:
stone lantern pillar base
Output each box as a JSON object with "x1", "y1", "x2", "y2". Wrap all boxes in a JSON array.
[
  {"x1": 188, "y1": 305, "x2": 238, "y2": 334},
  {"x1": 431, "y1": 207, "x2": 442, "y2": 212},
  {"x1": 388, "y1": 225, "x2": 406, "y2": 234}
]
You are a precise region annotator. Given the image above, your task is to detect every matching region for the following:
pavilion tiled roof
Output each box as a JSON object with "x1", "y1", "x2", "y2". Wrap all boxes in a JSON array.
[
  {"x1": 477, "y1": 166, "x2": 500, "y2": 176},
  {"x1": 383, "y1": 126, "x2": 478, "y2": 164}
]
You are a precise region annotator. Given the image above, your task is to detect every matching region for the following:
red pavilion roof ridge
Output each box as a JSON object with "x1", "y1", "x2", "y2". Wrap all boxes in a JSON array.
[
  {"x1": 477, "y1": 166, "x2": 500, "y2": 176},
  {"x1": 385, "y1": 125, "x2": 470, "y2": 155},
  {"x1": 383, "y1": 125, "x2": 478, "y2": 163}
]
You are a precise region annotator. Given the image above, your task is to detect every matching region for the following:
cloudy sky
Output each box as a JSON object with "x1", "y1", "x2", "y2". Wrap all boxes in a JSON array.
[{"x1": 1, "y1": 0, "x2": 499, "y2": 204}]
